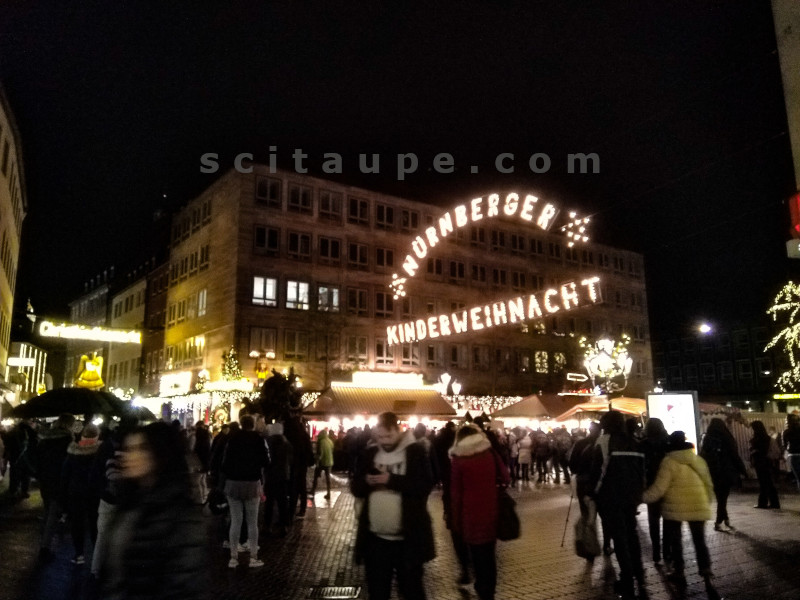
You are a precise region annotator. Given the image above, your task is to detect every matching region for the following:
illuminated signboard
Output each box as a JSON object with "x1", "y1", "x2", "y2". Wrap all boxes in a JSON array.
[
  {"x1": 390, "y1": 191, "x2": 591, "y2": 298},
  {"x1": 646, "y1": 392, "x2": 701, "y2": 453},
  {"x1": 386, "y1": 276, "x2": 601, "y2": 346},
  {"x1": 39, "y1": 320, "x2": 141, "y2": 344},
  {"x1": 7, "y1": 357, "x2": 37, "y2": 367}
]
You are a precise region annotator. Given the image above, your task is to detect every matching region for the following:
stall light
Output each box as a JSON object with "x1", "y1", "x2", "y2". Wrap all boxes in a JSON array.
[
  {"x1": 329, "y1": 416, "x2": 340, "y2": 430},
  {"x1": 368, "y1": 416, "x2": 378, "y2": 428},
  {"x1": 92, "y1": 417, "x2": 104, "y2": 426}
]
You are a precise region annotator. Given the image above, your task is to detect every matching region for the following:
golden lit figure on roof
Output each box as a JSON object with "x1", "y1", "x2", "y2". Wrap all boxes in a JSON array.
[{"x1": 74, "y1": 352, "x2": 104, "y2": 390}]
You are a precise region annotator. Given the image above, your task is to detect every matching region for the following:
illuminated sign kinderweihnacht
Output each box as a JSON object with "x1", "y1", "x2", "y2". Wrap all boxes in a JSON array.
[
  {"x1": 385, "y1": 190, "x2": 602, "y2": 345},
  {"x1": 39, "y1": 320, "x2": 142, "y2": 344}
]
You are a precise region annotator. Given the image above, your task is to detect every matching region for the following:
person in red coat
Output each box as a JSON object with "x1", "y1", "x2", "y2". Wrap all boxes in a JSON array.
[{"x1": 449, "y1": 424, "x2": 510, "y2": 600}]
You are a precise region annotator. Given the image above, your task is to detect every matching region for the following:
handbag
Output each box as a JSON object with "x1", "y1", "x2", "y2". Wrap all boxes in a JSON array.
[
  {"x1": 496, "y1": 487, "x2": 521, "y2": 541},
  {"x1": 574, "y1": 497, "x2": 601, "y2": 559}
]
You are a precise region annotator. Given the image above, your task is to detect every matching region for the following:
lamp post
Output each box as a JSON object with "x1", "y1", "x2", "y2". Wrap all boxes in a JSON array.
[{"x1": 581, "y1": 335, "x2": 633, "y2": 410}]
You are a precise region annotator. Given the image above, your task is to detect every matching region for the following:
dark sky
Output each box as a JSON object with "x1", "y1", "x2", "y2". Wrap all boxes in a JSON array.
[{"x1": 0, "y1": 1, "x2": 796, "y2": 337}]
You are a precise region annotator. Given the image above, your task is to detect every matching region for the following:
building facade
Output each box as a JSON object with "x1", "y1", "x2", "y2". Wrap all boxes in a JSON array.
[
  {"x1": 106, "y1": 277, "x2": 147, "y2": 393},
  {"x1": 0, "y1": 87, "x2": 26, "y2": 377},
  {"x1": 157, "y1": 167, "x2": 653, "y2": 397}
]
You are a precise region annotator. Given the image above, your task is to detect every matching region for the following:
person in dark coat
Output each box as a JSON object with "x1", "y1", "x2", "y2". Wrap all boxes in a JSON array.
[
  {"x1": 35, "y1": 414, "x2": 75, "y2": 559},
  {"x1": 449, "y1": 424, "x2": 509, "y2": 600},
  {"x1": 264, "y1": 422, "x2": 293, "y2": 535},
  {"x1": 99, "y1": 421, "x2": 207, "y2": 600},
  {"x1": 750, "y1": 420, "x2": 780, "y2": 509},
  {"x1": 222, "y1": 414, "x2": 270, "y2": 568},
  {"x1": 284, "y1": 415, "x2": 314, "y2": 519},
  {"x1": 351, "y1": 411, "x2": 435, "y2": 600},
  {"x1": 60, "y1": 423, "x2": 101, "y2": 564},
  {"x1": 640, "y1": 417, "x2": 670, "y2": 563},
  {"x1": 589, "y1": 411, "x2": 646, "y2": 600},
  {"x1": 700, "y1": 417, "x2": 747, "y2": 530},
  {"x1": 7, "y1": 418, "x2": 38, "y2": 498}
]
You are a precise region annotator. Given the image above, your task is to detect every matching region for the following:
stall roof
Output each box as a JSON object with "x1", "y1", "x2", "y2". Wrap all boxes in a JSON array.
[
  {"x1": 305, "y1": 386, "x2": 457, "y2": 417},
  {"x1": 490, "y1": 394, "x2": 587, "y2": 419}
]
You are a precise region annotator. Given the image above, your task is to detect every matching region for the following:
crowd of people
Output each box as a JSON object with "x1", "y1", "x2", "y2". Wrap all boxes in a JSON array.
[{"x1": 0, "y1": 409, "x2": 798, "y2": 600}]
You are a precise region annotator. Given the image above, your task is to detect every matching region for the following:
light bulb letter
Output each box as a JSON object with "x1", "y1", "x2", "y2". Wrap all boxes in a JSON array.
[
  {"x1": 492, "y1": 302, "x2": 507, "y2": 326},
  {"x1": 412, "y1": 236, "x2": 428, "y2": 259},
  {"x1": 520, "y1": 195, "x2": 538, "y2": 221},
  {"x1": 452, "y1": 311, "x2": 469, "y2": 334},
  {"x1": 387, "y1": 326, "x2": 400, "y2": 346},
  {"x1": 503, "y1": 193, "x2": 519, "y2": 216},
  {"x1": 561, "y1": 282, "x2": 580, "y2": 309},
  {"x1": 454, "y1": 204, "x2": 469, "y2": 227},
  {"x1": 487, "y1": 194, "x2": 500, "y2": 217},
  {"x1": 427, "y1": 316, "x2": 440, "y2": 338},
  {"x1": 402, "y1": 255, "x2": 419, "y2": 277},
  {"x1": 580, "y1": 276, "x2": 601, "y2": 303},
  {"x1": 438, "y1": 212, "x2": 454, "y2": 238},
  {"x1": 415, "y1": 319, "x2": 428, "y2": 341},
  {"x1": 471, "y1": 197, "x2": 483, "y2": 222},
  {"x1": 425, "y1": 227, "x2": 439, "y2": 248},
  {"x1": 508, "y1": 297, "x2": 525, "y2": 323},
  {"x1": 527, "y1": 295, "x2": 543, "y2": 319},
  {"x1": 537, "y1": 203, "x2": 557, "y2": 230},
  {"x1": 544, "y1": 289, "x2": 561, "y2": 313},
  {"x1": 470, "y1": 307, "x2": 484, "y2": 331}
]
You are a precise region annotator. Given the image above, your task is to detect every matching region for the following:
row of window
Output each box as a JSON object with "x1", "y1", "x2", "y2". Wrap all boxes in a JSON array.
[
  {"x1": 657, "y1": 358, "x2": 773, "y2": 384},
  {"x1": 171, "y1": 199, "x2": 212, "y2": 245},
  {"x1": 0, "y1": 228, "x2": 17, "y2": 295},
  {"x1": 0, "y1": 308, "x2": 9, "y2": 352},
  {"x1": 252, "y1": 224, "x2": 643, "y2": 277},
  {"x1": 0, "y1": 124, "x2": 24, "y2": 237},
  {"x1": 112, "y1": 288, "x2": 146, "y2": 318},
  {"x1": 169, "y1": 245, "x2": 210, "y2": 286},
  {"x1": 166, "y1": 289, "x2": 208, "y2": 327},
  {"x1": 107, "y1": 357, "x2": 141, "y2": 388}
]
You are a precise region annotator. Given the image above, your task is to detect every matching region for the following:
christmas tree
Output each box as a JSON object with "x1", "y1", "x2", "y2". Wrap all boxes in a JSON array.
[{"x1": 222, "y1": 345, "x2": 243, "y2": 381}]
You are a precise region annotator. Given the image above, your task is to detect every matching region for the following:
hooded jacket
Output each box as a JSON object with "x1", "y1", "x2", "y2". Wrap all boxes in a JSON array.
[
  {"x1": 642, "y1": 448, "x2": 713, "y2": 522},
  {"x1": 449, "y1": 428, "x2": 509, "y2": 544},
  {"x1": 61, "y1": 438, "x2": 101, "y2": 504},
  {"x1": 36, "y1": 426, "x2": 74, "y2": 498},
  {"x1": 351, "y1": 430, "x2": 435, "y2": 564},
  {"x1": 316, "y1": 431, "x2": 334, "y2": 468}
]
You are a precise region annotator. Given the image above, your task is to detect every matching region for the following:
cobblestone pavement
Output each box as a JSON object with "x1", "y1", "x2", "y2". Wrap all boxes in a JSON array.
[{"x1": 2, "y1": 471, "x2": 800, "y2": 600}]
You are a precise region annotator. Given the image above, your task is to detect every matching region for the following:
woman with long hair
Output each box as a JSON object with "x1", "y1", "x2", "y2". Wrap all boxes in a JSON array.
[
  {"x1": 99, "y1": 421, "x2": 207, "y2": 599},
  {"x1": 640, "y1": 417, "x2": 669, "y2": 563},
  {"x1": 750, "y1": 420, "x2": 780, "y2": 509},
  {"x1": 699, "y1": 418, "x2": 747, "y2": 530}
]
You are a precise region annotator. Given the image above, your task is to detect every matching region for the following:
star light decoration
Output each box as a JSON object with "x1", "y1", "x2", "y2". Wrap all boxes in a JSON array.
[
  {"x1": 560, "y1": 212, "x2": 591, "y2": 248},
  {"x1": 580, "y1": 334, "x2": 633, "y2": 395},
  {"x1": 765, "y1": 281, "x2": 800, "y2": 392}
]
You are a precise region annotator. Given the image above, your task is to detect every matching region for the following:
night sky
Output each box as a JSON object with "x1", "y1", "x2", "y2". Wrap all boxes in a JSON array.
[{"x1": 0, "y1": 1, "x2": 796, "y2": 338}]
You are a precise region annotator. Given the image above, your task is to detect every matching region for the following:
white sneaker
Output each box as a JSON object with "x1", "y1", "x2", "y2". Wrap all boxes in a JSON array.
[
  {"x1": 249, "y1": 558, "x2": 264, "y2": 568},
  {"x1": 228, "y1": 558, "x2": 238, "y2": 568}
]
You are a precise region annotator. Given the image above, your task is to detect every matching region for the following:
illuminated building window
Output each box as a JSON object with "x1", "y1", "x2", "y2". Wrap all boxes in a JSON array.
[
  {"x1": 470, "y1": 227, "x2": 486, "y2": 246},
  {"x1": 449, "y1": 261, "x2": 465, "y2": 282},
  {"x1": 471, "y1": 264, "x2": 487, "y2": 283},
  {"x1": 319, "y1": 189, "x2": 342, "y2": 221},
  {"x1": 256, "y1": 176, "x2": 281, "y2": 208},
  {"x1": 376, "y1": 248, "x2": 394, "y2": 268},
  {"x1": 529, "y1": 237, "x2": 544, "y2": 255},
  {"x1": 375, "y1": 338, "x2": 394, "y2": 366},
  {"x1": 177, "y1": 299, "x2": 187, "y2": 323},
  {"x1": 401, "y1": 209, "x2": 419, "y2": 231},
  {"x1": 319, "y1": 237, "x2": 341, "y2": 263},
  {"x1": 346, "y1": 288, "x2": 368, "y2": 316},
  {"x1": 348, "y1": 243, "x2": 368, "y2": 270},
  {"x1": 187, "y1": 293, "x2": 197, "y2": 319},
  {"x1": 426, "y1": 258, "x2": 443, "y2": 277},
  {"x1": 318, "y1": 285, "x2": 340, "y2": 312},
  {"x1": 288, "y1": 184, "x2": 313, "y2": 214},
  {"x1": 510, "y1": 234, "x2": 525, "y2": 255},
  {"x1": 198, "y1": 288, "x2": 207, "y2": 317},
  {"x1": 534, "y1": 351, "x2": 549, "y2": 374},
  {"x1": 511, "y1": 271, "x2": 526, "y2": 290},
  {"x1": 189, "y1": 251, "x2": 198, "y2": 274},
  {"x1": 284, "y1": 330, "x2": 309, "y2": 360},
  {"x1": 553, "y1": 352, "x2": 566, "y2": 373},
  {"x1": 401, "y1": 343, "x2": 420, "y2": 366},
  {"x1": 167, "y1": 303, "x2": 177, "y2": 326},
  {"x1": 347, "y1": 336, "x2": 368, "y2": 364},
  {"x1": 287, "y1": 232, "x2": 311, "y2": 260},
  {"x1": 376, "y1": 204, "x2": 394, "y2": 229},
  {"x1": 286, "y1": 281, "x2": 310, "y2": 310},
  {"x1": 252, "y1": 276, "x2": 278, "y2": 307},
  {"x1": 249, "y1": 327, "x2": 276, "y2": 355},
  {"x1": 348, "y1": 197, "x2": 370, "y2": 225},
  {"x1": 254, "y1": 226, "x2": 279, "y2": 255},
  {"x1": 375, "y1": 292, "x2": 394, "y2": 318},
  {"x1": 491, "y1": 230, "x2": 506, "y2": 251},
  {"x1": 179, "y1": 256, "x2": 189, "y2": 281}
]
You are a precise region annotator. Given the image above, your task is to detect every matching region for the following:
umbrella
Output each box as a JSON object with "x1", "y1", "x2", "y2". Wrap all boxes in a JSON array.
[
  {"x1": 555, "y1": 397, "x2": 647, "y2": 422},
  {"x1": 125, "y1": 405, "x2": 158, "y2": 422},
  {"x1": 10, "y1": 388, "x2": 128, "y2": 419}
]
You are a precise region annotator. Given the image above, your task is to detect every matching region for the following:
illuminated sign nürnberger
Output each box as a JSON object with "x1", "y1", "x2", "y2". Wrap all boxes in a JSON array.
[
  {"x1": 39, "y1": 320, "x2": 142, "y2": 344},
  {"x1": 386, "y1": 276, "x2": 601, "y2": 346}
]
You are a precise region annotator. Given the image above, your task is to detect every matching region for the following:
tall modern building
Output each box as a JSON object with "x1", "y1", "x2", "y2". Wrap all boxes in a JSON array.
[
  {"x1": 0, "y1": 86, "x2": 26, "y2": 380},
  {"x1": 153, "y1": 167, "x2": 653, "y2": 398}
]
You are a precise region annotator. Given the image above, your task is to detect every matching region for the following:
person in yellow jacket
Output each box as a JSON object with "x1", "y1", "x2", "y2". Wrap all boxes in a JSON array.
[{"x1": 642, "y1": 430, "x2": 713, "y2": 586}]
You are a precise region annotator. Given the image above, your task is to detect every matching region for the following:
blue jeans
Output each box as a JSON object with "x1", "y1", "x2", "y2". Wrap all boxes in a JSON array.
[{"x1": 227, "y1": 496, "x2": 259, "y2": 558}]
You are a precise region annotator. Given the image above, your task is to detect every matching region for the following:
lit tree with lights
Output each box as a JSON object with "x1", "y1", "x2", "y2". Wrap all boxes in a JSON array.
[
  {"x1": 221, "y1": 345, "x2": 243, "y2": 381},
  {"x1": 765, "y1": 281, "x2": 800, "y2": 391}
]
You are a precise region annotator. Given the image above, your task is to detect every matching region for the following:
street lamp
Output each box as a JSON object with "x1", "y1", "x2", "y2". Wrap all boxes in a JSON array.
[{"x1": 698, "y1": 323, "x2": 712, "y2": 334}]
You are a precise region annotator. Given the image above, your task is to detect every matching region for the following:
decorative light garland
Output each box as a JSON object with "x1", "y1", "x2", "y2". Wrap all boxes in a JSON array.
[{"x1": 766, "y1": 281, "x2": 800, "y2": 392}]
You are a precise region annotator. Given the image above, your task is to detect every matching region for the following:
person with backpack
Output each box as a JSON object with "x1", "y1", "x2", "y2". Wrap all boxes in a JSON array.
[{"x1": 699, "y1": 418, "x2": 747, "y2": 531}]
